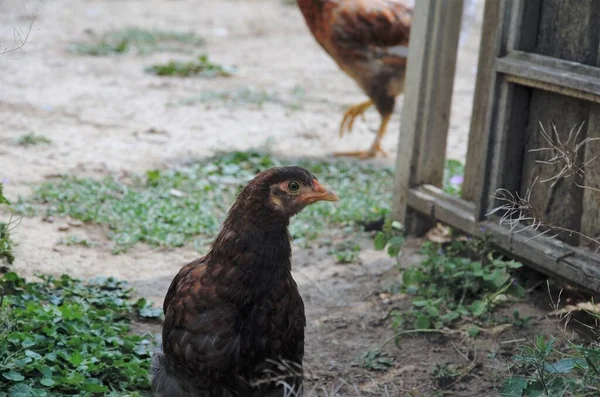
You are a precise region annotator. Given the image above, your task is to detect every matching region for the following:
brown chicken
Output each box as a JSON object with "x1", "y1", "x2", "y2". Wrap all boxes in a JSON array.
[
  {"x1": 151, "y1": 166, "x2": 339, "y2": 397},
  {"x1": 297, "y1": 0, "x2": 412, "y2": 158}
]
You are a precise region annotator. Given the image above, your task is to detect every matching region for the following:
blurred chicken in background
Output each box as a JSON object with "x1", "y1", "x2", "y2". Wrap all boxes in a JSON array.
[{"x1": 297, "y1": 0, "x2": 478, "y2": 159}]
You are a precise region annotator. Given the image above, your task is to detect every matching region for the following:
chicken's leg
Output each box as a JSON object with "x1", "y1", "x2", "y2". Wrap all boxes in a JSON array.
[
  {"x1": 339, "y1": 100, "x2": 373, "y2": 137},
  {"x1": 334, "y1": 113, "x2": 391, "y2": 159}
]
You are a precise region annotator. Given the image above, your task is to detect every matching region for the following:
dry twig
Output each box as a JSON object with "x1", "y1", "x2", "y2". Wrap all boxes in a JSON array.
[
  {"x1": 487, "y1": 122, "x2": 600, "y2": 250},
  {"x1": 532, "y1": 121, "x2": 600, "y2": 192},
  {"x1": 0, "y1": 2, "x2": 37, "y2": 57}
]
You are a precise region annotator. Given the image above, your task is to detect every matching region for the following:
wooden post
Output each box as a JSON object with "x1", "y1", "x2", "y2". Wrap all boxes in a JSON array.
[
  {"x1": 580, "y1": 41, "x2": 600, "y2": 250},
  {"x1": 473, "y1": 0, "x2": 541, "y2": 220},
  {"x1": 462, "y1": 0, "x2": 502, "y2": 204},
  {"x1": 392, "y1": 0, "x2": 464, "y2": 235}
]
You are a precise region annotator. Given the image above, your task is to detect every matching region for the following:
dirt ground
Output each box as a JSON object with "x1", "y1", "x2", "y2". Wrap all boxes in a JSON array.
[{"x1": 0, "y1": 1, "x2": 567, "y2": 396}]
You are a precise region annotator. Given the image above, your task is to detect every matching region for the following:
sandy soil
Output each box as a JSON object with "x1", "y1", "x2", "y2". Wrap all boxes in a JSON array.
[{"x1": 0, "y1": 1, "x2": 564, "y2": 395}]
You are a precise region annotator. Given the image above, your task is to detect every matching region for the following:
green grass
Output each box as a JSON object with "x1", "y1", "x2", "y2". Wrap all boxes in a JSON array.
[
  {"x1": 373, "y1": 218, "x2": 405, "y2": 261},
  {"x1": 385, "y1": 239, "x2": 525, "y2": 334},
  {"x1": 169, "y1": 86, "x2": 306, "y2": 110},
  {"x1": 171, "y1": 88, "x2": 282, "y2": 108},
  {"x1": 329, "y1": 241, "x2": 361, "y2": 264},
  {"x1": 145, "y1": 55, "x2": 235, "y2": 78},
  {"x1": 57, "y1": 235, "x2": 99, "y2": 248},
  {"x1": 16, "y1": 133, "x2": 52, "y2": 147},
  {"x1": 443, "y1": 159, "x2": 465, "y2": 197},
  {"x1": 501, "y1": 316, "x2": 600, "y2": 396},
  {"x1": 0, "y1": 221, "x2": 15, "y2": 266},
  {"x1": 0, "y1": 183, "x2": 15, "y2": 266},
  {"x1": 0, "y1": 184, "x2": 8, "y2": 206},
  {"x1": 0, "y1": 272, "x2": 160, "y2": 395},
  {"x1": 71, "y1": 27, "x2": 205, "y2": 56},
  {"x1": 16, "y1": 151, "x2": 393, "y2": 253},
  {"x1": 365, "y1": 236, "x2": 527, "y2": 379},
  {"x1": 371, "y1": 203, "x2": 599, "y2": 394}
]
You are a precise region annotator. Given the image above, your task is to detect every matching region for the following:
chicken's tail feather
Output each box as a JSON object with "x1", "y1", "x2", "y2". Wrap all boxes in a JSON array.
[{"x1": 151, "y1": 348, "x2": 198, "y2": 397}]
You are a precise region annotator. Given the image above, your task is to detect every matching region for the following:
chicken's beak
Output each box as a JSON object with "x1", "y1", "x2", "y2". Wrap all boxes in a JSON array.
[{"x1": 301, "y1": 179, "x2": 340, "y2": 204}]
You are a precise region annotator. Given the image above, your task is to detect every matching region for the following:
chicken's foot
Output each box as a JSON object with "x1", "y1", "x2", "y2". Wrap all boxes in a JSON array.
[
  {"x1": 339, "y1": 100, "x2": 373, "y2": 137},
  {"x1": 334, "y1": 114, "x2": 391, "y2": 159}
]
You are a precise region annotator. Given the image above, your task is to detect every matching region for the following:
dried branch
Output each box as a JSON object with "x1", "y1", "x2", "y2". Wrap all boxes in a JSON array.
[
  {"x1": 250, "y1": 357, "x2": 391, "y2": 397},
  {"x1": 0, "y1": 2, "x2": 37, "y2": 57},
  {"x1": 532, "y1": 121, "x2": 600, "y2": 192},
  {"x1": 250, "y1": 357, "x2": 305, "y2": 387},
  {"x1": 487, "y1": 178, "x2": 600, "y2": 249},
  {"x1": 487, "y1": 121, "x2": 600, "y2": 251}
]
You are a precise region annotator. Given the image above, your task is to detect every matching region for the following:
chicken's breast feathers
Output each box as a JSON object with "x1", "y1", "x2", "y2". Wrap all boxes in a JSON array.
[
  {"x1": 162, "y1": 258, "x2": 243, "y2": 387},
  {"x1": 161, "y1": 256, "x2": 305, "y2": 392}
]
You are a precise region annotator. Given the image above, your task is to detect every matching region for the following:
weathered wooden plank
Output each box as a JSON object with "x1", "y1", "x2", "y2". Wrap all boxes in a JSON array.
[
  {"x1": 534, "y1": 0, "x2": 600, "y2": 66},
  {"x1": 397, "y1": 0, "x2": 600, "y2": 293},
  {"x1": 462, "y1": 0, "x2": 502, "y2": 203},
  {"x1": 392, "y1": 0, "x2": 437, "y2": 233},
  {"x1": 474, "y1": 0, "x2": 540, "y2": 219},
  {"x1": 392, "y1": 0, "x2": 464, "y2": 235},
  {"x1": 504, "y1": 76, "x2": 600, "y2": 105},
  {"x1": 517, "y1": 0, "x2": 600, "y2": 247},
  {"x1": 407, "y1": 185, "x2": 476, "y2": 234},
  {"x1": 506, "y1": 0, "x2": 542, "y2": 53},
  {"x1": 580, "y1": 41, "x2": 600, "y2": 250},
  {"x1": 405, "y1": 187, "x2": 600, "y2": 294},
  {"x1": 496, "y1": 52, "x2": 600, "y2": 103},
  {"x1": 581, "y1": 104, "x2": 600, "y2": 251},
  {"x1": 484, "y1": 82, "x2": 531, "y2": 215},
  {"x1": 483, "y1": 223, "x2": 600, "y2": 295},
  {"x1": 520, "y1": 92, "x2": 589, "y2": 246}
]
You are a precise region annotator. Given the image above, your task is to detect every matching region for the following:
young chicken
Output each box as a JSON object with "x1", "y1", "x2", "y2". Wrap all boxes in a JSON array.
[
  {"x1": 151, "y1": 166, "x2": 339, "y2": 397},
  {"x1": 297, "y1": 0, "x2": 412, "y2": 158}
]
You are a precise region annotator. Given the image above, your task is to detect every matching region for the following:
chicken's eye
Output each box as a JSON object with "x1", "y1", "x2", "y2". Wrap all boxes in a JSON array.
[{"x1": 287, "y1": 180, "x2": 301, "y2": 192}]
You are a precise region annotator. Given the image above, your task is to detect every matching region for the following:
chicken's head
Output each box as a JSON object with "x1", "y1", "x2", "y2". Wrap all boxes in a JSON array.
[{"x1": 249, "y1": 166, "x2": 339, "y2": 217}]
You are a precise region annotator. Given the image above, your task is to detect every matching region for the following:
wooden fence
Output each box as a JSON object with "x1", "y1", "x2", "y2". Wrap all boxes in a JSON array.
[{"x1": 393, "y1": 0, "x2": 600, "y2": 293}]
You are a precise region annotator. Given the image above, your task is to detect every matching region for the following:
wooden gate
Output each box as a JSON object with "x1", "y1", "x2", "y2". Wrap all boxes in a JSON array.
[{"x1": 393, "y1": 0, "x2": 600, "y2": 293}]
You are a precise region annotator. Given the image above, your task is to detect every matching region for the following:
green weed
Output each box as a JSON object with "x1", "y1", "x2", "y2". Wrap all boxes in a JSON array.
[
  {"x1": 364, "y1": 237, "x2": 526, "y2": 376},
  {"x1": 16, "y1": 133, "x2": 51, "y2": 147},
  {"x1": 57, "y1": 235, "x2": 99, "y2": 248},
  {"x1": 173, "y1": 88, "x2": 277, "y2": 108},
  {"x1": 495, "y1": 309, "x2": 533, "y2": 330},
  {"x1": 145, "y1": 54, "x2": 235, "y2": 77},
  {"x1": 501, "y1": 316, "x2": 600, "y2": 396},
  {"x1": 71, "y1": 27, "x2": 205, "y2": 56},
  {"x1": 443, "y1": 159, "x2": 465, "y2": 197},
  {"x1": 0, "y1": 272, "x2": 160, "y2": 395},
  {"x1": 170, "y1": 86, "x2": 305, "y2": 110},
  {"x1": 432, "y1": 363, "x2": 461, "y2": 389},
  {"x1": 71, "y1": 40, "x2": 128, "y2": 56},
  {"x1": 373, "y1": 218, "x2": 405, "y2": 261},
  {"x1": 329, "y1": 241, "x2": 361, "y2": 264},
  {"x1": 17, "y1": 151, "x2": 393, "y2": 253},
  {"x1": 0, "y1": 183, "x2": 15, "y2": 266},
  {"x1": 0, "y1": 184, "x2": 9, "y2": 206},
  {"x1": 374, "y1": 223, "x2": 524, "y2": 335},
  {"x1": 361, "y1": 350, "x2": 394, "y2": 372},
  {"x1": 391, "y1": 240, "x2": 524, "y2": 332},
  {"x1": 0, "y1": 221, "x2": 15, "y2": 266}
]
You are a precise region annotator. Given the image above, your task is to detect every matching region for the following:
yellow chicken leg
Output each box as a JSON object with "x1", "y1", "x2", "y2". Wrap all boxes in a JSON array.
[
  {"x1": 339, "y1": 100, "x2": 373, "y2": 137},
  {"x1": 334, "y1": 114, "x2": 391, "y2": 159}
]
